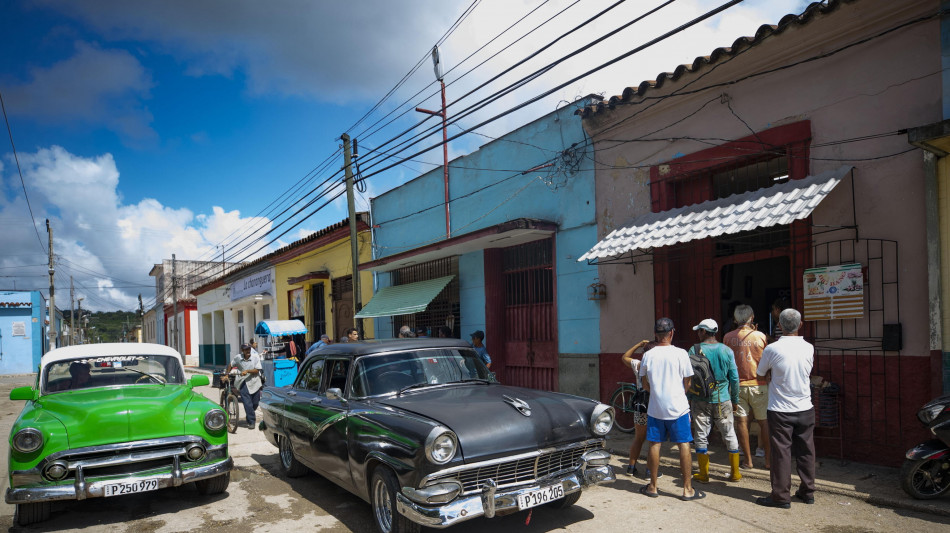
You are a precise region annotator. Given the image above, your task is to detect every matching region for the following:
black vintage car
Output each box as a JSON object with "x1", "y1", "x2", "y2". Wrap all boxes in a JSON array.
[{"x1": 259, "y1": 338, "x2": 615, "y2": 533}]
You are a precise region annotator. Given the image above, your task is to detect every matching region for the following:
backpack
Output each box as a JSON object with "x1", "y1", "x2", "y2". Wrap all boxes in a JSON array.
[{"x1": 687, "y1": 344, "x2": 717, "y2": 400}]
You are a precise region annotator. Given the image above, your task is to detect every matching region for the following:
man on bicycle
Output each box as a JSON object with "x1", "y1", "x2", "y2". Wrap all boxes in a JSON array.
[{"x1": 224, "y1": 343, "x2": 263, "y2": 429}]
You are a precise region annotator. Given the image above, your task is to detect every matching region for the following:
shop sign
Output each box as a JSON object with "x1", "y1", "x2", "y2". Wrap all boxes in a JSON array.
[
  {"x1": 230, "y1": 268, "x2": 275, "y2": 302},
  {"x1": 803, "y1": 263, "x2": 864, "y2": 320}
]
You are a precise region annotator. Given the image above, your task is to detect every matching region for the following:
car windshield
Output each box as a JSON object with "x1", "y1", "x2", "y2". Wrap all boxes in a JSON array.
[
  {"x1": 43, "y1": 354, "x2": 185, "y2": 393},
  {"x1": 352, "y1": 348, "x2": 494, "y2": 397}
]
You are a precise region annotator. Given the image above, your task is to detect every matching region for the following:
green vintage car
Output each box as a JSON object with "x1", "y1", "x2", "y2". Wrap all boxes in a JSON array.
[{"x1": 6, "y1": 343, "x2": 233, "y2": 526}]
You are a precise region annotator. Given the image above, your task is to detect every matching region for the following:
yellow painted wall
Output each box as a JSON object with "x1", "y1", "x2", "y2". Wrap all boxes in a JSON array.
[
  {"x1": 939, "y1": 156, "x2": 950, "y2": 353},
  {"x1": 274, "y1": 230, "x2": 375, "y2": 342}
]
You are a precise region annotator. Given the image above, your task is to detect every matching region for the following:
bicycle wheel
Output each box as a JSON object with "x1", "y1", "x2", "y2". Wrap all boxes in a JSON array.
[
  {"x1": 610, "y1": 386, "x2": 638, "y2": 433},
  {"x1": 226, "y1": 393, "x2": 240, "y2": 433}
]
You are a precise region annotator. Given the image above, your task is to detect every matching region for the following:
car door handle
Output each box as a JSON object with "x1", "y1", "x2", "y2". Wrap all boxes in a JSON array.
[{"x1": 310, "y1": 398, "x2": 322, "y2": 405}]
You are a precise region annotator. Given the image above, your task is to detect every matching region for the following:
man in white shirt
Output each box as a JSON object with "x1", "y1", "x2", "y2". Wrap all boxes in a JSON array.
[
  {"x1": 225, "y1": 343, "x2": 263, "y2": 429},
  {"x1": 638, "y1": 318, "x2": 704, "y2": 501},
  {"x1": 755, "y1": 308, "x2": 816, "y2": 508}
]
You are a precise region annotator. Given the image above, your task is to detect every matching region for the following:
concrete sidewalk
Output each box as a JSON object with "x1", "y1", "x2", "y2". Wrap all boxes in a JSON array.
[{"x1": 604, "y1": 428, "x2": 950, "y2": 517}]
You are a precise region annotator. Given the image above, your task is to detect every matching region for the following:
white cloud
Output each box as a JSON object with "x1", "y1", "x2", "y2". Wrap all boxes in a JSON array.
[{"x1": 0, "y1": 146, "x2": 277, "y2": 310}]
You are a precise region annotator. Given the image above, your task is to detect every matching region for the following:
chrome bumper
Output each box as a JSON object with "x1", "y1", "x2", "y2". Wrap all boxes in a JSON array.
[
  {"x1": 6, "y1": 457, "x2": 233, "y2": 504},
  {"x1": 396, "y1": 457, "x2": 614, "y2": 529}
]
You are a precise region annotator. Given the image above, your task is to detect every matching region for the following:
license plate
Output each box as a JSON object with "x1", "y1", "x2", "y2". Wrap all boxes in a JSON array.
[
  {"x1": 517, "y1": 484, "x2": 564, "y2": 510},
  {"x1": 102, "y1": 479, "x2": 159, "y2": 497}
]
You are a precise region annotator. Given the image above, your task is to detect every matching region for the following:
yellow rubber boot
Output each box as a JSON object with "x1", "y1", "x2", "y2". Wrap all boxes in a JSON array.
[
  {"x1": 729, "y1": 452, "x2": 742, "y2": 482},
  {"x1": 693, "y1": 453, "x2": 710, "y2": 484}
]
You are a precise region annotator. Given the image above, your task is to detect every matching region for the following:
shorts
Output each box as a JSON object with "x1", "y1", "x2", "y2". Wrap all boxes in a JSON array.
[
  {"x1": 736, "y1": 384, "x2": 769, "y2": 419},
  {"x1": 646, "y1": 413, "x2": 693, "y2": 443},
  {"x1": 633, "y1": 390, "x2": 649, "y2": 427}
]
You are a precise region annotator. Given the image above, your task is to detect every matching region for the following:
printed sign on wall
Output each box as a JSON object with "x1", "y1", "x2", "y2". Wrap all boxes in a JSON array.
[
  {"x1": 12, "y1": 322, "x2": 26, "y2": 336},
  {"x1": 803, "y1": 263, "x2": 864, "y2": 320}
]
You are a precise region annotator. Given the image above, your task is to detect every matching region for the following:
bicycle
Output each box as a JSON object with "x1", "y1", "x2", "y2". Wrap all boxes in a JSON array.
[
  {"x1": 608, "y1": 381, "x2": 641, "y2": 434},
  {"x1": 218, "y1": 370, "x2": 240, "y2": 434}
]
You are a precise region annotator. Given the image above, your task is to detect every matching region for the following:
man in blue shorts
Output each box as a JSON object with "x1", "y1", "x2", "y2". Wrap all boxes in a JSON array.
[{"x1": 639, "y1": 318, "x2": 704, "y2": 501}]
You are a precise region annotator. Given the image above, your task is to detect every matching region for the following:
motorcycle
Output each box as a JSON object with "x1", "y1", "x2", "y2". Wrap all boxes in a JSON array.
[{"x1": 901, "y1": 393, "x2": 950, "y2": 499}]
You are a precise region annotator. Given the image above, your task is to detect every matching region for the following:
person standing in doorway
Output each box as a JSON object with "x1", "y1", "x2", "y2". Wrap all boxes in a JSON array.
[
  {"x1": 755, "y1": 308, "x2": 816, "y2": 509},
  {"x1": 224, "y1": 343, "x2": 263, "y2": 429},
  {"x1": 724, "y1": 304, "x2": 771, "y2": 469},
  {"x1": 470, "y1": 330, "x2": 491, "y2": 369},
  {"x1": 688, "y1": 319, "x2": 742, "y2": 484},
  {"x1": 638, "y1": 318, "x2": 703, "y2": 501},
  {"x1": 768, "y1": 297, "x2": 791, "y2": 342}
]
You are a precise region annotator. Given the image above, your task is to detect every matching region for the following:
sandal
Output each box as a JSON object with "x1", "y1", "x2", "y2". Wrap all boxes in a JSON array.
[
  {"x1": 639, "y1": 485, "x2": 659, "y2": 498},
  {"x1": 681, "y1": 489, "x2": 707, "y2": 501}
]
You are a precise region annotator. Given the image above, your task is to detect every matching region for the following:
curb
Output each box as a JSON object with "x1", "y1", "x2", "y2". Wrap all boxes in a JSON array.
[{"x1": 608, "y1": 444, "x2": 950, "y2": 517}]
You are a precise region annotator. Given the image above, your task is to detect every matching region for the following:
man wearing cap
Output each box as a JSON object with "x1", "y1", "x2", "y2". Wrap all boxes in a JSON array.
[
  {"x1": 470, "y1": 330, "x2": 491, "y2": 369},
  {"x1": 638, "y1": 318, "x2": 703, "y2": 501},
  {"x1": 306, "y1": 334, "x2": 332, "y2": 356},
  {"x1": 225, "y1": 343, "x2": 263, "y2": 429},
  {"x1": 688, "y1": 318, "x2": 741, "y2": 484}
]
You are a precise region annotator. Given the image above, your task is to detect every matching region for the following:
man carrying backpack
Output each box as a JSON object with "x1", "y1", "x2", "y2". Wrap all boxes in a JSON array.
[{"x1": 688, "y1": 318, "x2": 742, "y2": 484}]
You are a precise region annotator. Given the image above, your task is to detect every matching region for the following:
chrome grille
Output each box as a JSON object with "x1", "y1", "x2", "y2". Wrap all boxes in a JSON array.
[{"x1": 430, "y1": 440, "x2": 602, "y2": 495}]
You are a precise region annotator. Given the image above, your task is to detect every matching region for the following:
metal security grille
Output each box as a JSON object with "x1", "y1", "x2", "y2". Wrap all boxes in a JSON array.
[
  {"x1": 310, "y1": 283, "x2": 326, "y2": 338},
  {"x1": 391, "y1": 257, "x2": 460, "y2": 337},
  {"x1": 331, "y1": 276, "x2": 352, "y2": 301},
  {"x1": 672, "y1": 154, "x2": 789, "y2": 208}
]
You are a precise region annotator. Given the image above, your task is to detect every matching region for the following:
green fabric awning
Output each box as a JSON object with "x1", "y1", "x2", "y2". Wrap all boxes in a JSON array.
[{"x1": 355, "y1": 275, "x2": 455, "y2": 318}]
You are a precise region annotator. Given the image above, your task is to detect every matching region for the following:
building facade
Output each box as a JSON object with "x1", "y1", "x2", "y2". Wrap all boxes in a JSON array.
[
  {"x1": 0, "y1": 291, "x2": 47, "y2": 374},
  {"x1": 578, "y1": 0, "x2": 941, "y2": 464},
  {"x1": 364, "y1": 96, "x2": 601, "y2": 398}
]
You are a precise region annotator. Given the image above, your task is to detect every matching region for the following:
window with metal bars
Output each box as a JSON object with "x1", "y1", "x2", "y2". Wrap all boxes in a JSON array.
[
  {"x1": 503, "y1": 239, "x2": 554, "y2": 306},
  {"x1": 331, "y1": 276, "x2": 352, "y2": 301},
  {"x1": 391, "y1": 257, "x2": 460, "y2": 338},
  {"x1": 310, "y1": 283, "x2": 327, "y2": 338}
]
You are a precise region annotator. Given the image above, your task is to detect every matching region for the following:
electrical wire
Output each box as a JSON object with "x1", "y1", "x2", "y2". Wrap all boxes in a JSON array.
[{"x1": 0, "y1": 88, "x2": 46, "y2": 252}]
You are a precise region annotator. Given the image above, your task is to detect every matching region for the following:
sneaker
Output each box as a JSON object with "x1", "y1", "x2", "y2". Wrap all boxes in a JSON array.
[
  {"x1": 625, "y1": 464, "x2": 639, "y2": 476},
  {"x1": 755, "y1": 448, "x2": 766, "y2": 457}
]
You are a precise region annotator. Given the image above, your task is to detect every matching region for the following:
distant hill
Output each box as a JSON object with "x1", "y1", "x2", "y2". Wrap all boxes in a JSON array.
[{"x1": 68, "y1": 310, "x2": 141, "y2": 343}]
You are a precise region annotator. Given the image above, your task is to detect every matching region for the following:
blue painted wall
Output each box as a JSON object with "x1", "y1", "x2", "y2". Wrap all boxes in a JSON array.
[
  {"x1": 370, "y1": 97, "x2": 600, "y2": 355},
  {"x1": 0, "y1": 291, "x2": 46, "y2": 374}
]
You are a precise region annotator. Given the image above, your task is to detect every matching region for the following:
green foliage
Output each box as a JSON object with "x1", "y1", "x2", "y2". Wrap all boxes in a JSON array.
[{"x1": 68, "y1": 310, "x2": 141, "y2": 343}]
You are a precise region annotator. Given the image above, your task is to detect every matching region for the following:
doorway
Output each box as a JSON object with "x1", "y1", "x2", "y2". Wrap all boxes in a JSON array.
[{"x1": 717, "y1": 256, "x2": 790, "y2": 335}]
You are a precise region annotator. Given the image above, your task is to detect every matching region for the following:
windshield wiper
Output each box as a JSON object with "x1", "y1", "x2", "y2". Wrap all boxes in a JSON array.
[
  {"x1": 397, "y1": 382, "x2": 436, "y2": 396},
  {"x1": 445, "y1": 378, "x2": 492, "y2": 385}
]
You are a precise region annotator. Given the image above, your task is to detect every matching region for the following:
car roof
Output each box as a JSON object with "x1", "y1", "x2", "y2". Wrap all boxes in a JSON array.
[
  {"x1": 41, "y1": 343, "x2": 184, "y2": 368},
  {"x1": 312, "y1": 338, "x2": 472, "y2": 359}
]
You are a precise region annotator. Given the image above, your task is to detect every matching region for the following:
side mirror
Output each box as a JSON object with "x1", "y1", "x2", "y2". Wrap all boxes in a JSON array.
[
  {"x1": 189, "y1": 375, "x2": 211, "y2": 388},
  {"x1": 10, "y1": 386, "x2": 36, "y2": 401},
  {"x1": 326, "y1": 387, "x2": 345, "y2": 401}
]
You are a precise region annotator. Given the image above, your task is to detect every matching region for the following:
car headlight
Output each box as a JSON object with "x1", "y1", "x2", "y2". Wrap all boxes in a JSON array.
[
  {"x1": 12, "y1": 428, "x2": 43, "y2": 453},
  {"x1": 204, "y1": 409, "x2": 226, "y2": 432},
  {"x1": 590, "y1": 404, "x2": 614, "y2": 436},
  {"x1": 425, "y1": 426, "x2": 458, "y2": 465}
]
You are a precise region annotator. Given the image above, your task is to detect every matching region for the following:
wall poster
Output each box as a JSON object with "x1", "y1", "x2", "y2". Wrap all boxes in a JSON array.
[
  {"x1": 803, "y1": 263, "x2": 864, "y2": 320},
  {"x1": 289, "y1": 288, "x2": 305, "y2": 318}
]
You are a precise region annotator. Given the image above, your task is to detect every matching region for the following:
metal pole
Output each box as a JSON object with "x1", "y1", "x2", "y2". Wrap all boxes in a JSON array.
[
  {"x1": 46, "y1": 220, "x2": 56, "y2": 350},
  {"x1": 172, "y1": 255, "x2": 178, "y2": 352},
  {"x1": 70, "y1": 277, "x2": 75, "y2": 346},
  {"x1": 440, "y1": 79, "x2": 450, "y2": 239},
  {"x1": 341, "y1": 134, "x2": 363, "y2": 337},
  {"x1": 76, "y1": 298, "x2": 83, "y2": 344}
]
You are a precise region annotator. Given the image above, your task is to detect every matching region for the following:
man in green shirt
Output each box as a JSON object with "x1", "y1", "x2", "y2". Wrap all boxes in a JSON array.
[{"x1": 688, "y1": 319, "x2": 741, "y2": 483}]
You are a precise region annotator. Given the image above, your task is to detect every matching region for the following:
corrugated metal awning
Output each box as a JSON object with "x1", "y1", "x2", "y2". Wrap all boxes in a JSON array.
[
  {"x1": 578, "y1": 165, "x2": 852, "y2": 263},
  {"x1": 255, "y1": 319, "x2": 307, "y2": 336},
  {"x1": 355, "y1": 275, "x2": 455, "y2": 318}
]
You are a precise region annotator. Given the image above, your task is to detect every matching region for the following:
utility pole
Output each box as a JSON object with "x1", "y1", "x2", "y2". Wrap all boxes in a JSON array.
[
  {"x1": 138, "y1": 294, "x2": 145, "y2": 343},
  {"x1": 171, "y1": 255, "x2": 178, "y2": 352},
  {"x1": 46, "y1": 219, "x2": 57, "y2": 350},
  {"x1": 341, "y1": 134, "x2": 362, "y2": 337},
  {"x1": 69, "y1": 277, "x2": 75, "y2": 346},
  {"x1": 76, "y1": 298, "x2": 83, "y2": 344},
  {"x1": 415, "y1": 45, "x2": 450, "y2": 239}
]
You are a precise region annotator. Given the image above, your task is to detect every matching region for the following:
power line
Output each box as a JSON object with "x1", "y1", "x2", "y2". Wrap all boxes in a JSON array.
[{"x1": 0, "y1": 88, "x2": 46, "y2": 252}]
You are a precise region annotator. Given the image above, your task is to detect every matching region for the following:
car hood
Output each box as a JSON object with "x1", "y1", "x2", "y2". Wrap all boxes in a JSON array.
[
  {"x1": 377, "y1": 384, "x2": 595, "y2": 460},
  {"x1": 39, "y1": 386, "x2": 196, "y2": 448}
]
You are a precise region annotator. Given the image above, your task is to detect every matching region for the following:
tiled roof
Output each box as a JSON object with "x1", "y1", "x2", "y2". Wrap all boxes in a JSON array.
[
  {"x1": 578, "y1": 165, "x2": 852, "y2": 262},
  {"x1": 0, "y1": 301, "x2": 31, "y2": 307},
  {"x1": 577, "y1": 0, "x2": 857, "y2": 118}
]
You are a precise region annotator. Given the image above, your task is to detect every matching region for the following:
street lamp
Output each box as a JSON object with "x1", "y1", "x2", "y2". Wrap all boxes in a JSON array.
[{"x1": 415, "y1": 45, "x2": 450, "y2": 239}]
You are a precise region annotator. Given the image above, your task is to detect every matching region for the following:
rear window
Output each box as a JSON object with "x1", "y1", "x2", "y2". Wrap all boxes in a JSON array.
[{"x1": 43, "y1": 355, "x2": 185, "y2": 393}]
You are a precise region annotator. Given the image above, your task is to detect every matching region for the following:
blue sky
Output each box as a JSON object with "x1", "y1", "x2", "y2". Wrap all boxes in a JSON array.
[{"x1": 0, "y1": 0, "x2": 808, "y2": 311}]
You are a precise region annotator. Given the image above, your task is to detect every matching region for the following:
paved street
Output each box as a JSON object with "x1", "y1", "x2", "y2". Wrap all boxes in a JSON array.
[{"x1": 1, "y1": 373, "x2": 948, "y2": 532}]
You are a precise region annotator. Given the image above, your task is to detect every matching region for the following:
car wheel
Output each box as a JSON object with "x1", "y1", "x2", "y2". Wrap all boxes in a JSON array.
[
  {"x1": 548, "y1": 490, "x2": 581, "y2": 509},
  {"x1": 16, "y1": 501, "x2": 51, "y2": 526},
  {"x1": 195, "y1": 471, "x2": 231, "y2": 495},
  {"x1": 279, "y1": 435, "x2": 309, "y2": 477},
  {"x1": 226, "y1": 394, "x2": 240, "y2": 434},
  {"x1": 371, "y1": 467, "x2": 420, "y2": 533}
]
